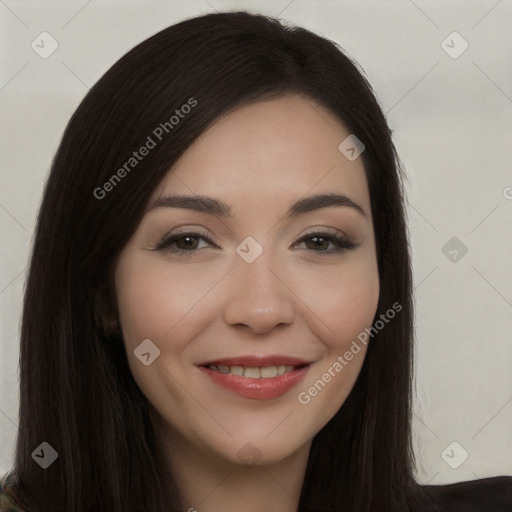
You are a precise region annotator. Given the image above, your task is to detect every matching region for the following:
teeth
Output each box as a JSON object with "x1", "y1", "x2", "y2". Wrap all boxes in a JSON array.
[
  {"x1": 244, "y1": 367, "x2": 261, "y2": 379},
  {"x1": 230, "y1": 365, "x2": 244, "y2": 376},
  {"x1": 260, "y1": 366, "x2": 277, "y2": 378},
  {"x1": 208, "y1": 364, "x2": 296, "y2": 378}
]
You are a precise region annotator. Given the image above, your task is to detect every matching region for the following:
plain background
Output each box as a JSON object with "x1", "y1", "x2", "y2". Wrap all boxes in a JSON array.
[{"x1": 1, "y1": 0, "x2": 511, "y2": 485}]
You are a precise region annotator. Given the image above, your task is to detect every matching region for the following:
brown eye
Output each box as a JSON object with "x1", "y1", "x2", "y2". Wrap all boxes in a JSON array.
[
  {"x1": 305, "y1": 236, "x2": 330, "y2": 251},
  {"x1": 293, "y1": 232, "x2": 356, "y2": 254},
  {"x1": 174, "y1": 235, "x2": 200, "y2": 251},
  {"x1": 154, "y1": 231, "x2": 217, "y2": 256}
]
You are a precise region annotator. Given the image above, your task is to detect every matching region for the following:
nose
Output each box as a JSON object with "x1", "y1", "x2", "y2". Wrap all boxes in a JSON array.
[{"x1": 222, "y1": 252, "x2": 295, "y2": 335}]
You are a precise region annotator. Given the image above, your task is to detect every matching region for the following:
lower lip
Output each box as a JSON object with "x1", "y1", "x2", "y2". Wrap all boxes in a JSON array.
[{"x1": 199, "y1": 366, "x2": 310, "y2": 400}]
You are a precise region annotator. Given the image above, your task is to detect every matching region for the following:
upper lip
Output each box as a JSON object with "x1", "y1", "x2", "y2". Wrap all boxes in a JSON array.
[{"x1": 200, "y1": 355, "x2": 312, "y2": 368}]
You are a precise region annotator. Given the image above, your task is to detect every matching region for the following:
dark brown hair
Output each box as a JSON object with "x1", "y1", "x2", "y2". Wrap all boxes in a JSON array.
[{"x1": 4, "y1": 11, "x2": 429, "y2": 511}]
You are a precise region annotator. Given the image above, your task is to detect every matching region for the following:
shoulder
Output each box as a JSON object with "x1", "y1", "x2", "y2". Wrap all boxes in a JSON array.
[
  {"x1": 416, "y1": 475, "x2": 512, "y2": 512},
  {"x1": 0, "y1": 475, "x2": 25, "y2": 512}
]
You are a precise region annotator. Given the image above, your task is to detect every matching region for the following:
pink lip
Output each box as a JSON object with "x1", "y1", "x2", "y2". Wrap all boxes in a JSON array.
[{"x1": 198, "y1": 356, "x2": 311, "y2": 400}]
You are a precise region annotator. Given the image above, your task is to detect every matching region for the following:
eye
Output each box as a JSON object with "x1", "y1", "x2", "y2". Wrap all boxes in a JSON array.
[
  {"x1": 154, "y1": 230, "x2": 357, "y2": 256},
  {"x1": 292, "y1": 231, "x2": 356, "y2": 254},
  {"x1": 153, "y1": 231, "x2": 218, "y2": 256}
]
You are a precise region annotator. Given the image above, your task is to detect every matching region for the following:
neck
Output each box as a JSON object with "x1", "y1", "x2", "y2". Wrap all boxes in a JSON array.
[{"x1": 152, "y1": 416, "x2": 310, "y2": 512}]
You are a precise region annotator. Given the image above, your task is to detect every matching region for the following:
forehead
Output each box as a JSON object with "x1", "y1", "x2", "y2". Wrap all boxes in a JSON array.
[{"x1": 153, "y1": 94, "x2": 370, "y2": 215}]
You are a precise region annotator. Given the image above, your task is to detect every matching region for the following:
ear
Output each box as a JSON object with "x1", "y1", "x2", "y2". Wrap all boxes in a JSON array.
[{"x1": 94, "y1": 285, "x2": 120, "y2": 339}]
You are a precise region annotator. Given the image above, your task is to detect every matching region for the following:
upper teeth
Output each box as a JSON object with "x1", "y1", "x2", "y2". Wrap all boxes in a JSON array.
[{"x1": 209, "y1": 365, "x2": 294, "y2": 378}]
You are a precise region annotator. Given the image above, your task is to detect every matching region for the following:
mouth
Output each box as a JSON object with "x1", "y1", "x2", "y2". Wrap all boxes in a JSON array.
[
  {"x1": 198, "y1": 355, "x2": 312, "y2": 400},
  {"x1": 206, "y1": 363, "x2": 308, "y2": 378}
]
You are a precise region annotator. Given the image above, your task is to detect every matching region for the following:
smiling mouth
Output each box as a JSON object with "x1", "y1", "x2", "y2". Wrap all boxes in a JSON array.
[
  {"x1": 198, "y1": 357, "x2": 312, "y2": 399},
  {"x1": 206, "y1": 364, "x2": 308, "y2": 379}
]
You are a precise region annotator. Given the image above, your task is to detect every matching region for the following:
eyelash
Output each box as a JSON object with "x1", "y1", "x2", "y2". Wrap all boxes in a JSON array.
[{"x1": 154, "y1": 230, "x2": 356, "y2": 256}]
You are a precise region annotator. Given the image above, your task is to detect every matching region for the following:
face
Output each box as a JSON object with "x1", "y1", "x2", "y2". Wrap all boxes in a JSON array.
[{"x1": 114, "y1": 94, "x2": 379, "y2": 468}]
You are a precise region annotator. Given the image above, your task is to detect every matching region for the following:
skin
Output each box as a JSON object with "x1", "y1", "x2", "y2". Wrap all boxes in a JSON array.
[{"x1": 115, "y1": 94, "x2": 380, "y2": 512}]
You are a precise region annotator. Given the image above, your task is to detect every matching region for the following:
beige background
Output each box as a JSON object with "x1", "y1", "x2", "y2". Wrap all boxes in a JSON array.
[{"x1": 1, "y1": 0, "x2": 511, "y2": 484}]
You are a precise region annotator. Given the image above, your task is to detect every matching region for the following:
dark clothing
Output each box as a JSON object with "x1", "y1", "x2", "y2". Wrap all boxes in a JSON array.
[{"x1": 1, "y1": 474, "x2": 511, "y2": 511}]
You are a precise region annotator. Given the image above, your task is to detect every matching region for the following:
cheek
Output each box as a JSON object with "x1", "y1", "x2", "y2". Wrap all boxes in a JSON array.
[
  {"x1": 293, "y1": 255, "x2": 380, "y2": 351},
  {"x1": 114, "y1": 255, "x2": 210, "y2": 413},
  {"x1": 115, "y1": 256, "x2": 218, "y2": 349},
  {"x1": 294, "y1": 288, "x2": 377, "y2": 428},
  {"x1": 289, "y1": 252, "x2": 378, "y2": 417}
]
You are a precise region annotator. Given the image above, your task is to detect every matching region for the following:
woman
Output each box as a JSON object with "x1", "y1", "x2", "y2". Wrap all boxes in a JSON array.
[{"x1": 1, "y1": 10, "x2": 510, "y2": 512}]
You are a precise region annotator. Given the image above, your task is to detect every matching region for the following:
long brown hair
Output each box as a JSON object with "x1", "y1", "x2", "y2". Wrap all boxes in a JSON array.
[{"x1": 5, "y1": 11, "x2": 428, "y2": 511}]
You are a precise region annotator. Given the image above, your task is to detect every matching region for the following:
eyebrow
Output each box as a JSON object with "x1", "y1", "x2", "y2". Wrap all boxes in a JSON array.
[{"x1": 148, "y1": 192, "x2": 368, "y2": 218}]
